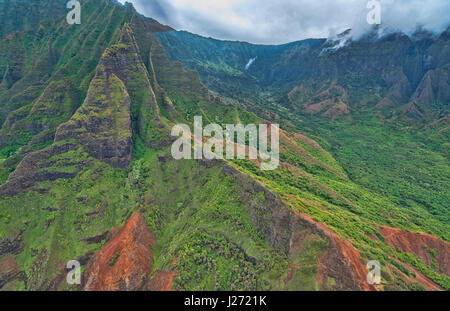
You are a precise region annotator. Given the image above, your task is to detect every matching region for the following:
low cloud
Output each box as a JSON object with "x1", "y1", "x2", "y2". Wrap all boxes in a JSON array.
[{"x1": 119, "y1": 0, "x2": 450, "y2": 44}]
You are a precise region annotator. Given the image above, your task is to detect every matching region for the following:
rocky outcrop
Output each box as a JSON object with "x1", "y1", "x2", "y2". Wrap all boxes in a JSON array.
[
  {"x1": 83, "y1": 212, "x2": 156, "y2": 291},
  {"x1": 55, "y1": 70, "x2": 133, "y2": 169},
  {"x1": 0, "y1": 230, "x2": 27, "y2": 290},
  {"x1": 381, "y1": 68, "x2": 412, "y2": 103},
  {"x1": 0, "y1": 231, "x2": 24, "y2": 256},
  {"x1": 0, "y1": 25, "x2": 153, "y2": 196},
  {"x1": 297, "y1": 83, "x2": 350, "y2": 121},
  {"x1": 98, "y1": 24, "x2": 169, "y2": 147},
  {"x1": 147, "y1": 270, "x2": 176, "y2": 291},
  {"x1": 0, "y1": 59, "x2": 134, "y2": 195},
  {"x1": 407, "y1": 63, "x2": 450, "y2": 121}
]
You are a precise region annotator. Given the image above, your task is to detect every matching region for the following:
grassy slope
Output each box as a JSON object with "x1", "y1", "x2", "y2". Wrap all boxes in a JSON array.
[{"x1": 0, "y1": 149, "x2": 295, "y2": 290}]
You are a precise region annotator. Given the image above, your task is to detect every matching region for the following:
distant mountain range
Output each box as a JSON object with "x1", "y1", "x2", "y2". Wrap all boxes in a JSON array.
[{"x1": 156, "y1": 26, "x2": 449, "y2": 124}]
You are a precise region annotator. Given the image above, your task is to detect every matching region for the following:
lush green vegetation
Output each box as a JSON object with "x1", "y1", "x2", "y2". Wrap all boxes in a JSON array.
[{"x1": 0, "y1": 148, "x2": 292, "y2": 290}]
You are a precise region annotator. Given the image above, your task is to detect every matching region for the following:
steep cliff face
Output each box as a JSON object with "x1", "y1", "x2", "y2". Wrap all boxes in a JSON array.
[
  {"x1": 0, "y1": 141, "x2": 80, "y2": 196},
  {"x1": 0, "y1": 0, "x2": 134, "y2": 159},
  {"x1": 0, "y1": 37, "x2": 138, "y2": 195},
  {"x1": 98, "y1": 24, "x2": 170, "y2": 148},
  {"x1": 221, "y1": 163, "x2": 370, "y2": 290},
  {"x1": 0, "y1": 22, "x2": 166, "y2": 195},
  {"x1": 299, "y1": 83, "x2": 350, "y2": 121},
  {"x1": 407, "y1": 63, "x2": 450, "y2": 121},
  {"x1": 129, "y1": 18, "x2": 210, "y2": 115},
  {"x1": 54, "y1": 70, "x2": 133, "y2": 169},
  {"x1": 149, "y1": 40, "x2": 209, "y2": 104}
]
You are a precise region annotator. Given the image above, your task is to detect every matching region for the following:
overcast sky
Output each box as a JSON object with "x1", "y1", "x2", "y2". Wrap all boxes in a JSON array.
[{"x1": 118, "y1": 0, "x2": 450, "y2": 44}]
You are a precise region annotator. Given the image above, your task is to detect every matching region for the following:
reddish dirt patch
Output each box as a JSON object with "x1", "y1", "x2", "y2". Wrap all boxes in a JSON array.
[
  {"x1": 379, "y1": 226, "x2": 450, "y2": 276},
  {"x1": 301, "y1": 84, "x2": 350, "y2": 121},
  {"x1": 284, "y1": 263, "x2": 298, "y2": 285},
  {"x1": 83, "y1": 212, "x2": 156, "y2": 291},
  {"x1": 147, "y1": 257, "x2": 178, "y2": 291},
  {"x1": 293, "y1": 211, "x2": 375, "y2": 291},
  {"x1": 111, "y1": 225, "x2": 120, "y2": 236},
  {"x1": 399, "y1": 261, "x2": 443, "y2": 291},
  {"x1": 365, "y1": 234, "x2": 379, "y2": 242},
  {"x1": 0, "y1": 254, "x2": 20, "y2": 289},
  {"x1": 0, "y1": 254, "x2": 18, "y2": 276},
  {"x1": 386, "y1": 258, "x2": 442, "y2": 291},
  {"x1": 425, "y1": 115, "x2": 450, "y2": 130},
  {"x1": 147, "y1": 270, "x2": 176, "y2": 291}
]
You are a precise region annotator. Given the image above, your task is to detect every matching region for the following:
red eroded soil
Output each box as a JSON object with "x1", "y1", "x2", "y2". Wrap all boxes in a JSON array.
[
  {"x1": 379, "y1": 226, "x2": 450, "y2": 276},
  {"x1": 111, "y1": 225, "x2": 120, "y2": 235},
  {"x1": 146, "y1": 257, "x2": 178, "y2": 291},
  {"x1": 293, "y1": 211, "x2": 374, "y2": 291},
  {"x1": 0, "y1": 254, "x2": 18, "y2": 275},
  {"x1": 147, "y1": 270, "x2": 176, "y2": 291},
  {"x1": 0, "y1": 254, "x2": 20, "y2": 290},
  {"x1": 394, "y1": 260, "x2": 443, "y2": 291},
  {"x1": 83, "y1": 212, "x2": 156, "y2": 291}
]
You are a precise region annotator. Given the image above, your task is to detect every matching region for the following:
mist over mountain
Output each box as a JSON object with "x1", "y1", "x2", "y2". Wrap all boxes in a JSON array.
[{"x1": 119, "y1": 0, "x2": 450, "y2": 44}]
